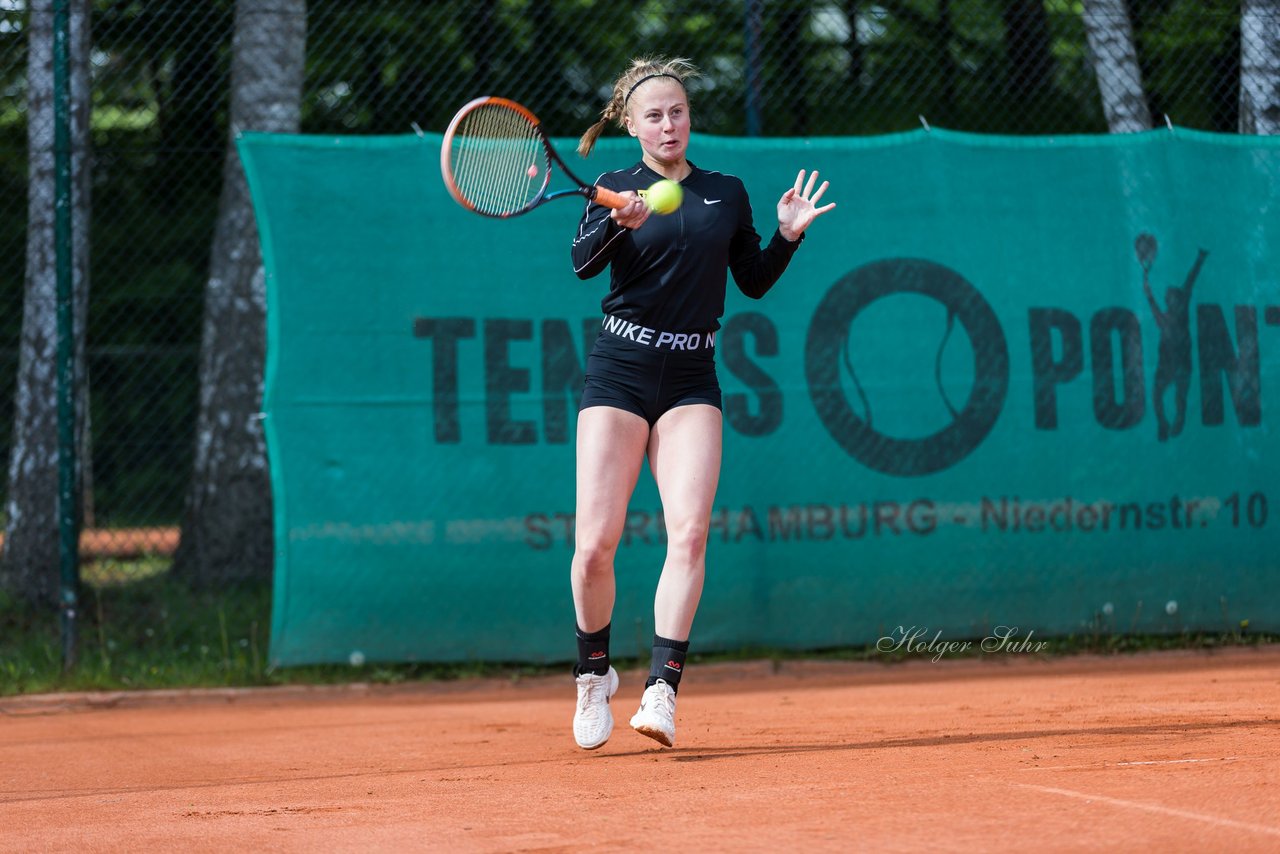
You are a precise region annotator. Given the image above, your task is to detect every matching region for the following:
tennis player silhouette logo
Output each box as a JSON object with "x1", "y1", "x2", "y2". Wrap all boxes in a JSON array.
[
  {"x1": 1134, "y1": 233, "x2": 1208, "y2": 442},
  {"x1": 805, "y1": 259, "x2": 1009, "y2": 476}
]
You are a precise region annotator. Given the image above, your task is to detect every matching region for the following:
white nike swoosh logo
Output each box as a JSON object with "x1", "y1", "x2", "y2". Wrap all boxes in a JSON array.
[{"x1": 703, "y1": 198, "x2": 721, "y2": 205}]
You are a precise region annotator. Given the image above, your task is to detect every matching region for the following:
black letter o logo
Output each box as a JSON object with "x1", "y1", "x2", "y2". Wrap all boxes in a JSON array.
[{"x1": 805, "y1": 259, "x2": 1009, "y2": 476}]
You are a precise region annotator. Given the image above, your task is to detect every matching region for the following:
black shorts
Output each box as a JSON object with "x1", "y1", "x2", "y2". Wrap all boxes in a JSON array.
[{"x1": 580, "y1": 330, "x2": 721, "y2": 427}]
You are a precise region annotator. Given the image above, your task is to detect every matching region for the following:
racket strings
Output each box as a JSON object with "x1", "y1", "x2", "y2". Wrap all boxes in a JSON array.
[{"x1": 450, "y1": 105, "x2": 545, "y2": 216}]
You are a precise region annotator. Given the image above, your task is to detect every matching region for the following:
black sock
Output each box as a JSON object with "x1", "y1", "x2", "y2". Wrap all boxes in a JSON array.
[
  {"x1": 646, "y1": 634, "x2": 690, "y2": 693},
  {"x1": 574, "y1": 623, "x2": 611, "y2": 676}
]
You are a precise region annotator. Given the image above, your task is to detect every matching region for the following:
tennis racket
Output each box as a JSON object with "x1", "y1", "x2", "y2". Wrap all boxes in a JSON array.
[{"x1": 440, "y1": 96, "x2": 628, "y2": 218}]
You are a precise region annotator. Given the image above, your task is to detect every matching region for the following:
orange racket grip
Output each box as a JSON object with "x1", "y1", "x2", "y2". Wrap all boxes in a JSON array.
[{"x1": 592, "y1": 186, "x2": 629, "y2": 209}]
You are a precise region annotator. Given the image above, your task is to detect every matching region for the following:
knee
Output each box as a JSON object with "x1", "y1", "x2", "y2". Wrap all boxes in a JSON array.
[
  {"x1": 664, "y1": 517, "x2": 710, "y2": 565},
  {"x1": 573, "y1": 537, "x2": 618, "y2": 580}
]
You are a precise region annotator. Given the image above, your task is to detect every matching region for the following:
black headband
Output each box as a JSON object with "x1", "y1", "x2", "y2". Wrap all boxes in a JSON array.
[{"x1": 624, "y1": 73, "x2": 683, "y2": 105}]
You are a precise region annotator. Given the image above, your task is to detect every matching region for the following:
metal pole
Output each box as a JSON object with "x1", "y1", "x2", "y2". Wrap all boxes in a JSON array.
[
  {"x1": 744, "y1": 0, "x2": 763, "y2": 136},
  {"x1": 53, "y1": 0, "x2": 80, "y2": 671}
]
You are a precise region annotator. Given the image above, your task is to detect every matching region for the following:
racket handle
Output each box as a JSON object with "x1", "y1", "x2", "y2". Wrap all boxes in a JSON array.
[{"x1": 592, "y1": 186, "x2": 628, "y2": 209}]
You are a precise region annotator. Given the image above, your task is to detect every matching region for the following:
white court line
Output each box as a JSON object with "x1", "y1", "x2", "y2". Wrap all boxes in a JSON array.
[
  {"x1": 1016, "y1": 784, "x2": 1280, "y2": 839},
  {"x1": 1020, "y1": 756, "x2": 1256, "y2": 772}
]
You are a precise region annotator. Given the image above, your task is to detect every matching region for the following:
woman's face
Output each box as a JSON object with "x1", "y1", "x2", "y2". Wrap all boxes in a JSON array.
[{"x1": 624, "y1": 78, "x2": 690, "y2": 167}]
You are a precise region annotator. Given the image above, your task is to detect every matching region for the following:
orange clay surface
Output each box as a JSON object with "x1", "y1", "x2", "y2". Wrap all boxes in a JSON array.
[
  {"x1": 0, "y1": 527, "x2": 180, "y2": 559},
  {"x1": 2, "y1": 647, "x2": 1278, "y2": 852}
]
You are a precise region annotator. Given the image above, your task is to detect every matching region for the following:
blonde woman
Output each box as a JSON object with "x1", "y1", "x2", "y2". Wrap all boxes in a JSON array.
[{"x1": 568, "y1": 57, "x2": 835, "y2": 750}]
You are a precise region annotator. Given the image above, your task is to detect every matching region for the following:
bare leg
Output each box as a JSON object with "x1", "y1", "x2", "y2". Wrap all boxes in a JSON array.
[
  {"x1": 647, "y1": 404, "x2": 723, "y2": 641},
  {"x1": 572, "y1": 406, "x2": 649, "y2": 633}
]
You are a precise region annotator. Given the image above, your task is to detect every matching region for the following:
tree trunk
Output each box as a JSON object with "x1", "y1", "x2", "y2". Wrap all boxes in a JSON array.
[
  {"x1": 1240, "y1": 0, "x2": 1280, "y2": 135},
  {"x1": 173, "y1": 0, "x2": 306, "y2": 587},
  {"x1": 3, "y1": 0, "x2": 92, "y2": 606},
  {"x1": 1082, "y1": 0, "x2": 1150, "y2": 132}
]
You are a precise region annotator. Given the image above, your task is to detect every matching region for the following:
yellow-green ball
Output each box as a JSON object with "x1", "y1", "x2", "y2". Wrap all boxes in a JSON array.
[{"x1": 646, "y1": 179, "x2": 683, "y2": 215}]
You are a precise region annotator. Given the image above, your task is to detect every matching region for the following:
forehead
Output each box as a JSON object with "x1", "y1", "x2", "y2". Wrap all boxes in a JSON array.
[{"x1": 629, "y1": 78, "x2": 688, "y2": 112}]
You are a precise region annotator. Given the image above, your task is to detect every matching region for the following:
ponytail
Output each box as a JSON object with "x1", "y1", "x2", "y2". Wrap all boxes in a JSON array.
[{"x1": 577, "y1": 111, "x2": 615, "y2": 158}]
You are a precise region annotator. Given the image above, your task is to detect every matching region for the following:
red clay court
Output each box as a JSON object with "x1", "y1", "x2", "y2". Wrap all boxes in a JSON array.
[{"x1": 3, "y1": 646, "x2": 1278, "y2": 851}]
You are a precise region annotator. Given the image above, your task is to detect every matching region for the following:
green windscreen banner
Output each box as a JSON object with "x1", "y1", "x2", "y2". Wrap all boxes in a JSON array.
[{"x1": 239, "y1": 128, "x2": 1280, "y2": 667}]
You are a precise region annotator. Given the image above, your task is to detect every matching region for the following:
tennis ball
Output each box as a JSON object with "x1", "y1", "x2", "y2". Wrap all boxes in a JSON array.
[{"x1": 646, "y1": 179, "x2": 683, "y2": 215}]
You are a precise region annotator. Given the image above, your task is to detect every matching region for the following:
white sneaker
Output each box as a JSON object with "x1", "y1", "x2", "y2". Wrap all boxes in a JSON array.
[
  {"x1": 573, "y1": 666, "x2": 619, "y2": 750},
  {"x1": 630, "y1": 679, "x2": 677, "y2": 747}
]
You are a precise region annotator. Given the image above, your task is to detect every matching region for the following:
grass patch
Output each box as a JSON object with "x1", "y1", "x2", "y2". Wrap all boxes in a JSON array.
[
  {"x1": 1, "y1": 560, "x2": 1276, "y2": 696},
  {"x1": 81, "y1": 555, "x2": 171, "y2": 587},
  {"x1": 0, "y1": 562, "x2": 563, "y2": 696},
  {"x1": 1, "y1": 567, "x2": 272, "y2": 695}
]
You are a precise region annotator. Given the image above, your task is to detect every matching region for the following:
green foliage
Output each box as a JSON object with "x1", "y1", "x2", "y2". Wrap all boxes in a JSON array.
[{"x1": 1131, "y1": 0, "x2": 1241, "y2": 131}]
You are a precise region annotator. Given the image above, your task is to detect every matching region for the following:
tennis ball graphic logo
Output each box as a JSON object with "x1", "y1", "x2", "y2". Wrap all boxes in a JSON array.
[
  {"x1": 645, "y1": 179, "x2": 683, "y2": 215},
  {"x1": 840, "y1": 294, "x2": 974, "y2": 438},
  {"x1": 805, "y1": 259, "x2": 1009, "y2": 477}
]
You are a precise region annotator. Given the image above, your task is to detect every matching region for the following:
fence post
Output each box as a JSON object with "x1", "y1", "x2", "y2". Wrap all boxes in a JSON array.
[
  {"x1": 53, "y1": 0, "x2": 80, "y2": 671},
  {"x1": 744, "y1": 0, "x2": 763, "y2": 136}
]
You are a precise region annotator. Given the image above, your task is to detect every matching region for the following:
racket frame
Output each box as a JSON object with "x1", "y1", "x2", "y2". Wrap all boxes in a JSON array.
[{"x1": 440, "y1": 96, "x2": 627, "y2": 218}]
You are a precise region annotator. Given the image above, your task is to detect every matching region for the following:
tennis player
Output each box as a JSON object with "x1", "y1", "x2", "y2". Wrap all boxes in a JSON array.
[{"x1": 567, "y1": 56, "x2": 834, "y2": 750}]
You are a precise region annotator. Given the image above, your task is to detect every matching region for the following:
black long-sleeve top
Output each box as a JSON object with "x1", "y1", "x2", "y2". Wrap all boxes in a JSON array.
[{"x1": 570, "y1": 161, "x2": 803, "y2": 332}]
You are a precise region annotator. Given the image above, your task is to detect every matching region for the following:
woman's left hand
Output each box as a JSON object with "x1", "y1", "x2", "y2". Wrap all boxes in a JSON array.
[{"x1": 777, "y1": 169, "x2": 835, "y2": 242}]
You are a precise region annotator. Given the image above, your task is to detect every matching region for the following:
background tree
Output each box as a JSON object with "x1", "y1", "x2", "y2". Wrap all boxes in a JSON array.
[
  {"x1": 1240, "y1": 0, "x2": 1280, "y2": 134},
  {"x1": 1083, "y1": 0, "x2": 1152, "y2": 132},
  {"x1": 173, "y1": 0, "x2": 306, "y2": 586},
  {"x1": 3, "y1": 0, "x2": 92, "y2": 605}
]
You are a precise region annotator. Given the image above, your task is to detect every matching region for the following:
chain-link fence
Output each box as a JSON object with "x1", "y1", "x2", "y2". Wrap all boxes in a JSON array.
[{"x1": 1, "y1": 0, "x2": 1276, "y2": 671}]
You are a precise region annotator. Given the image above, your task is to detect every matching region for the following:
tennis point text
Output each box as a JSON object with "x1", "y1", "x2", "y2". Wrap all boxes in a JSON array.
[
  {"x1": 411, "y1": 304, "x2": 1276, "y2": 446},
  {"x1": 877, "y1": 625, "x2": 1050, "y2": 661}
]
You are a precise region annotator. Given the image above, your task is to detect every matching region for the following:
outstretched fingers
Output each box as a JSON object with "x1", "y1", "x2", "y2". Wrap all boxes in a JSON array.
[
  {"x1": 804, "y1": 170, "x2": 820, "y2": 197},
  {"x1": 809, "y1": 180, "x2": 835, "y2": 216},
  {"x1": 801, "y1": 170, "x2": 836, "y2": 219},
  {"x1": 779, "y1": 168, "x2": 836, "y2": 238}
]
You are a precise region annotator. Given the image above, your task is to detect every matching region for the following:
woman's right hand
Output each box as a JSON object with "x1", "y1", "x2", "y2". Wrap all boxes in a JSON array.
[{"x1": 610, "y1": 191, "x2": 651, "y2": 230}]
